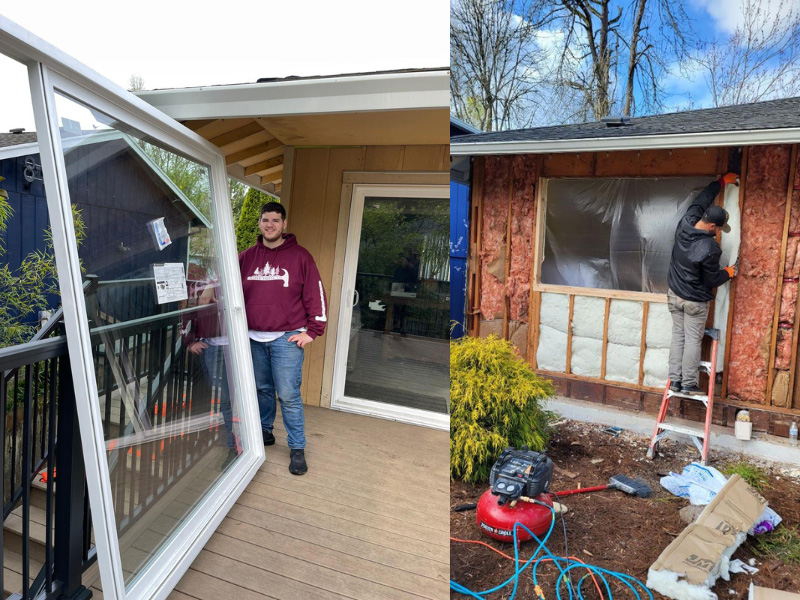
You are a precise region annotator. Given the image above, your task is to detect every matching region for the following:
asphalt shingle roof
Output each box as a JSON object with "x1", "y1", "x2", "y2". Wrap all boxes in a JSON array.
[
  {"x1": 451, "y1": 96, "x2": 800, "y2": 144},
  {"x1": 0, "y1": 132, "x2": 38, "y2": 149}
]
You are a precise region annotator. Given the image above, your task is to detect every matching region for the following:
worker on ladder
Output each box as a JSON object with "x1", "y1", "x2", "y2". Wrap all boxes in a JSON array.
[{"x1": 666, "y1": 172, "x2": 739, "y2": 396}]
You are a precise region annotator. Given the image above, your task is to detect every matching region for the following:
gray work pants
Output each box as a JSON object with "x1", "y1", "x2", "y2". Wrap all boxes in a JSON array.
[{"x1": 667, "y1": 289, "x2": 710, "y2": 388}]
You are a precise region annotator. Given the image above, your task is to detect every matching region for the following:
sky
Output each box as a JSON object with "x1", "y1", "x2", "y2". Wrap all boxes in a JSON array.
[{"x1": 0, "y1": 0, "x2": 449, "y2": 132}]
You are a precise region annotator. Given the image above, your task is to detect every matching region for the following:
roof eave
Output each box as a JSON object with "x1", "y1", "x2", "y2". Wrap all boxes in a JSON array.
[
  {"x1": 136, "y1": 70, "x2": 450, "y2": 120},
  {"x1": 449, "y1": 126, "x2": 800, "y2": 156}
]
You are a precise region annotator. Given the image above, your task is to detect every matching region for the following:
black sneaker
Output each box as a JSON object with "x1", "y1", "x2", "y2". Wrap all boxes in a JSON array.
[
  {"x1": 262, "y1": 430, "x2": 275, "y2": 446},
  {"x1": 221, "y1": 448, "x2": 238, "y2": 470},
  {"x1": 669, "y1": 381, "x2": 681, "y2": 393},
  {"x1": 681, "y1": 385, "x2": 705, "y2": 396},
  {"x1": 289, "y1": 449, "x2": 307, "y2": 475}
]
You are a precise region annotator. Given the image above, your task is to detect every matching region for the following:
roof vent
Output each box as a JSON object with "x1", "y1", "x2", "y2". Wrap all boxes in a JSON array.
[
  {"x1": 601, "y1": 116, "x2": 630, "y2": 127},
  {"x1": 9, "y1": 128, "x2": 25, "y2": 134}
]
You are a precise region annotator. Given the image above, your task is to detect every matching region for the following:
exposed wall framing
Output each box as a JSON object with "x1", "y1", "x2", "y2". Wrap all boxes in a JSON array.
[
  {"x1": 727, "y1": 144, "x2": 793, "y2": 404},
  {"x1": 470, "y1": 145, "x2": 800, "y2": 416}
]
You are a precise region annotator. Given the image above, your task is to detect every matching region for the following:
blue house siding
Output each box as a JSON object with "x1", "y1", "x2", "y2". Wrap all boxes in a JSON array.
[{"x1": 450, "y1": 181, "x2": 469, "y2": 338}]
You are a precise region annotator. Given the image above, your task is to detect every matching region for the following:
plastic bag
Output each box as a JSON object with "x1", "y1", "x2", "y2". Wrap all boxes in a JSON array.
[{"x1": 660, "y1": 462, "x2": 781, "y2": 535}]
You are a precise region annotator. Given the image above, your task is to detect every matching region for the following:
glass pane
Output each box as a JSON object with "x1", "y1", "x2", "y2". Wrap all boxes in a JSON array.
[
  {"x1": 1, "y1": 53, "x2": 64, "y2": 529},
  {"x1": 52, "y1": 91, "x2": 243, "y2": 587},
  {"x1": 344, "y1": 196, "x2": 449, "y2": 413}
]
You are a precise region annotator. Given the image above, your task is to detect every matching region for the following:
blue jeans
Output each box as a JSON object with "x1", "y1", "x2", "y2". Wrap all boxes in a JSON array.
[
  {"x1": 200, "y1": 345, "x2": 235, "y2": 449},
  {"x1": 250, "y1": 333, "x2": 306, "y2": 449}
]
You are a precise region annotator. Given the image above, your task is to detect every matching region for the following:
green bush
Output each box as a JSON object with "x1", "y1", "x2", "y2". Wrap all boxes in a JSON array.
[{"x1": 450, "y1": 335, "x2": 555, "y2": 483}]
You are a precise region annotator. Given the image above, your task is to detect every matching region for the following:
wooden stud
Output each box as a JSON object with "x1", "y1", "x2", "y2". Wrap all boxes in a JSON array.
[
  {"x1": 208, "y1": 122, "x2": 265, "y2": 148},
  {"x1": 722, "y1": 146, "x2": 749, "y2": 398},
  {"x1": 225, "y1": 139, "x2": 282, "y2": 165},
  {"x1": 502, "y1": 159, "x2": 513, "y2": 340},
  {"x1": 528, "y1": 167, "x2": 545, "y2": 367},
  {"x1": 468, "y1": 157, "x2": 485, "y2": 335},
  {"x1": 244, "y1": 155, "x2": 284, "y2": 177},
  {"x1": 566, "y1": 294, "x2": 575, "y2": 374},
  {"x1": 766, "y1": 143, "x2": 798, "y2": 405},
  {"x1": 533, "y1": 283, "x2": 667, "y2": 303},
  {"x1": 600, "y1": 298, "x2": 611, "y2": 379},
  {"x1": 639, "y1": 301, "x2": 649, "y2": 386}
]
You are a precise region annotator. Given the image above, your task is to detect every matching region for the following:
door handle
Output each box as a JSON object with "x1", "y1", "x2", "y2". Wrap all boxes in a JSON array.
[{"x1": 353, "y1": 289, "x2": 360, "y2": 307}]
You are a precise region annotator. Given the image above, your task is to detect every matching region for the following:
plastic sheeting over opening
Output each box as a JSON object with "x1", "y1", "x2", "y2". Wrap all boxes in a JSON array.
[{"x1": 543, "y1": 177, "x2": 715, "y2": 293}]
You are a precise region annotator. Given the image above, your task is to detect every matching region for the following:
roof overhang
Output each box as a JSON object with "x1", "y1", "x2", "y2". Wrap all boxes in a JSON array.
[
  {"x1": 450, "y1": 126, "x2": 800, "y2": 156},
  {"x1": 137, "y1": 70, "x2": 449, "y2": 120},
  {"x1": 137, "y1": 70, "x2": 450, "y2": 195}
]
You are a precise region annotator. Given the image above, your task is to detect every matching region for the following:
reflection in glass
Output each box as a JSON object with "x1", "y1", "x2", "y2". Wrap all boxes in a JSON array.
[
  {"x1": 344, "y1": 196, "x2": 450, "y2": 413},
  {"x1": 53, "y1": 92, "x2": 242, "y2": 586}
]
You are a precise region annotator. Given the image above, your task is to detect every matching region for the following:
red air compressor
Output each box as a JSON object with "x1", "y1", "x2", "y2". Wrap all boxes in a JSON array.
[{"x1": 476, "y1": 448, "x2": 555, "y2": 543}]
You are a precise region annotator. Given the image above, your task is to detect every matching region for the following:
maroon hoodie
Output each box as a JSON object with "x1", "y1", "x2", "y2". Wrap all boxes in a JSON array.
[{"x1": 238, "y1": 234, "x2": 328, "y2": 339}]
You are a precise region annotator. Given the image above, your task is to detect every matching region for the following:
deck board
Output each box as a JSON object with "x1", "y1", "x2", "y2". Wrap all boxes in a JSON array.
[{"x1": 93, "y1": 405, "x2": 449, "y2": 599}]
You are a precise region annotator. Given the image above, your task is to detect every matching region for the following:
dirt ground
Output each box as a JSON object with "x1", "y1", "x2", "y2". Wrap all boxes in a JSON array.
[{"x1": 451, "y1": 421, "x2": 800, "y2": 599}]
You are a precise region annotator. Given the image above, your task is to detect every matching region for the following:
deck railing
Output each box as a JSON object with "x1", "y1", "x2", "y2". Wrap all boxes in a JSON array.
[{"x1": 1, "y1": 279, "x2": 226, "y2": 600}]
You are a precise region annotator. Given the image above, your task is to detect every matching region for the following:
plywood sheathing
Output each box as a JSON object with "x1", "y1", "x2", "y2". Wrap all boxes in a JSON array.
[
  {"x1": 509, "y1": 155, "x2": 538, "y2": 321},
  {"x1": 541, "y1": 148, "x2": 721, "y2": 178},
  {"x1": 728, "y1": 144, "x2": 792, "y2": 403},
  {"x1": 480, "y1": 156, "x2": 511, "y2": 320}
]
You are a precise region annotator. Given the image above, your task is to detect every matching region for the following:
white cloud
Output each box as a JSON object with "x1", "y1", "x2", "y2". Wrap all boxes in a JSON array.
[{"x1": 692, "y1": 0, "x2": 797, "y2": 35}]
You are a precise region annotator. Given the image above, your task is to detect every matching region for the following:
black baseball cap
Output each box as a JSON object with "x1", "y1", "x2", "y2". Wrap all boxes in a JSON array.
[{"x1": 703, "y1": 205, "x2": 730, "y2": 233}]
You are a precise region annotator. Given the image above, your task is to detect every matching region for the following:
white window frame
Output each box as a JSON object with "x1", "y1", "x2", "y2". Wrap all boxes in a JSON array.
[
  {"x1": 332, "y1": 183, "x2": 450, "y2": 430},
  {"x1": 2, "y1": 16, "x2": 264, "y2": 600}
]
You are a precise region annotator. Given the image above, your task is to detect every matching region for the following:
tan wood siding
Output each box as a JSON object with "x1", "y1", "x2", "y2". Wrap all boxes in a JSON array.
[{"x1": 287, "y1": 145, "x2": 448, "y2": 407}]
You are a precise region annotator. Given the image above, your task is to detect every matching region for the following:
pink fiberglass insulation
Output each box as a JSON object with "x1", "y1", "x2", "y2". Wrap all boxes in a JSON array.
[
  {"x1": 779, "y1": 282, "x2": 798, "y2": 324},
  {"x1": 509, "y1": 154, "x2": 538, "y2": 322},
  {"x1": 728, "y1": 145, "x2": 791, "y2": 402},
  {"x1": 480, "y1": 155, "x2": 512, "y2": 320}
]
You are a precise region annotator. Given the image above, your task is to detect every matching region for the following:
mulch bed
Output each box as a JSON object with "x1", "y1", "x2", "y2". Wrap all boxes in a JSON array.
[{"x1": 451, "y1": 421, "x2": 800, "y2": 599}]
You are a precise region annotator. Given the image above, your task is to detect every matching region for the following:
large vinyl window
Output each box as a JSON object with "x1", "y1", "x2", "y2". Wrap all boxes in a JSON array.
[
  {"x1": 539, "y1": 177, "x2": 715, "y2": 294},
  {"x1": 1, "y1": 16, "x2": 264, "y2": 600}
]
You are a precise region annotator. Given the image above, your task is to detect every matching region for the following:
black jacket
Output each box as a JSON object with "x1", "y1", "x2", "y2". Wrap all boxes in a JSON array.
[{"x1": 667, "y1": 180, "x2": 731, "y2": 302}]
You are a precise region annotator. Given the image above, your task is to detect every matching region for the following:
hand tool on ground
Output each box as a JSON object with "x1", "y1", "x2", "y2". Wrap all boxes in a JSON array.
[{"x1": 553, "y1": 474, "x2": 652, "y2": 498}]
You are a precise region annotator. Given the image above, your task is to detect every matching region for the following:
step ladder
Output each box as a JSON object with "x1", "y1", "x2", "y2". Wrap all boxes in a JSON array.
[{"x1": 647, "y1": 328, "x2": 719, "y2": 465}]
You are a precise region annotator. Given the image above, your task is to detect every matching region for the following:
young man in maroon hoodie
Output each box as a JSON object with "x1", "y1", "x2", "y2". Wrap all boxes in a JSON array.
[{"x1": 238, "y1": 202, "x2": 327, "y2": 475}]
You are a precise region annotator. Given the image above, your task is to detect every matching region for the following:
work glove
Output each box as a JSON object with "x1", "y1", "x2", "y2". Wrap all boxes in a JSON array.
[
  {"x1": 723, "y1": 265, "x2": 738, "y2": 279},
  {"x1": 720, "y1": 172, "x2": 739, "y2": 186}
]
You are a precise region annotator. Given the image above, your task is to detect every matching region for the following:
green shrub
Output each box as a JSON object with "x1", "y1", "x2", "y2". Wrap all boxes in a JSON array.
[{"x1": 450, "y1": 335, "x2": 555, "y2": 483}]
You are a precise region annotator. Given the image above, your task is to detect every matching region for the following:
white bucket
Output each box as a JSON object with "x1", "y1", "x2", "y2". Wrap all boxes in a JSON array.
[{"x1": 735, "y1": 421, "x2": 753, "y2": 441}]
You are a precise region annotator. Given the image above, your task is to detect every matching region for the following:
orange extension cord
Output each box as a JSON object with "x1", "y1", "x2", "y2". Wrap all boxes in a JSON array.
[{"x1": 450, "y1": 536, "x2": 606, "y2": 600}]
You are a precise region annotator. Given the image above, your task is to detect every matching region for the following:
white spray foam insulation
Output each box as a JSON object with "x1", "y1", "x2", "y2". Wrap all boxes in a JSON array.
[
  {"x1": 571, "y1": 336, "x2": 602, "y2": 377},
  {"x1": 539, "y1": 293, "x2": 570, "y2": 333},
  {"x1": 643, "y1": 348, "x2": 670, "y2": 388},
  {"x1": 570, "y1": 296, "x2": 605, "y2": 376},
  {"x1": 537, "y1": 324, "x2": 568, "y2": 372},
  {"x1": 608, "y1": 300, "x2": 643, "y2": 345},
  {"x1": 537, "y1": 293, "x2": 569, "y2": 371},
  {"x1": 572, "y1": 296, "x2": 606, "y2": 339},
  {"x1": 643, "y1": 302, "x2": 672, "y2": 388},
  {"x1": 712, "y1": 184, "x2": 741, "y2": 372},
  {"x1": 646, "y1": 303, "x2": 672, "y2": 349},
  {"x1": 605, "y1": 342, "x2": 641, "y2": 384}
]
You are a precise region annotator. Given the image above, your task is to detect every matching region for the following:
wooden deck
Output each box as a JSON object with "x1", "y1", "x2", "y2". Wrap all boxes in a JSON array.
[{"x1": 90, "y1": 405, "x2": 450, "y2": 600}]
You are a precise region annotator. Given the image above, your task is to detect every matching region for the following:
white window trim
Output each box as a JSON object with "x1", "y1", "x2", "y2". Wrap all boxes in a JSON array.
[
  {"x1": 2, "y1": 15, "x2": 265, "y2": 600},
  {"x1": 331, "y1": 183, "x2": 450, "y2": 431}
]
